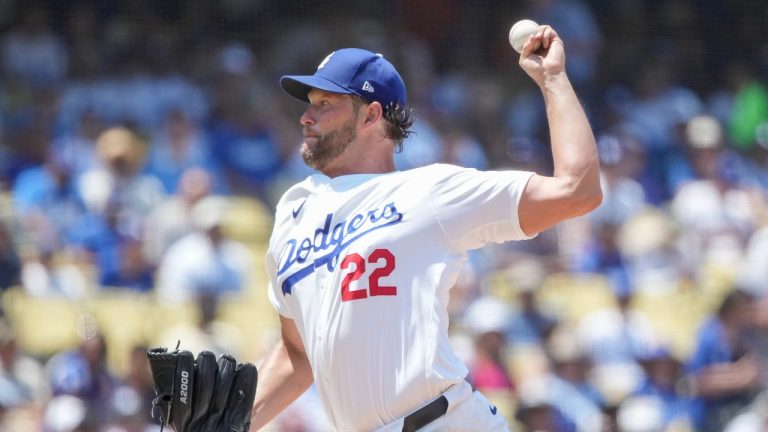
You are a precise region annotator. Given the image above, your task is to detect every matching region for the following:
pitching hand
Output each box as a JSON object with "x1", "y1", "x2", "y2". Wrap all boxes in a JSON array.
[{"x1": 518, "y1": 25, "x2": 566, "y2": 87}]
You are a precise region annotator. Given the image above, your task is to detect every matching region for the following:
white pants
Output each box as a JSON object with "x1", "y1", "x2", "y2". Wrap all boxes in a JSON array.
[{"x1": 374, "y1": 381, "x2": 511, "y2": 432}]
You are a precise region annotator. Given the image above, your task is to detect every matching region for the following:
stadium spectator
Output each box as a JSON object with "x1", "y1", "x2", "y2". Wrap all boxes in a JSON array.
[
  {"x1": 155, "y1": 196, "x2": 252, "y2": 304},
  {"x1": 65, "y1": 127, "x2": 159, "y2": 290},
  {"x1": 589, "y1": 134, "x2": 647, "y2": 227},
  {"x1": 49, "y1": 109, "x2": 106, "y2": 179},
  {"x1": 525, "y1": 324, "x2": 606, "y2": 432},
  {"x1": 208, "y1": 92, "x2": 283, "y2": 201},
  {"x1": 575, "y1": 222, "x2": 629, "y2": 287},
  {"x1": 103, "y1": 345, "x2": 154, "y2": 429},
  {"x1": 142, "y1": 167, "x2": 213, "y2": 266},
  {"x1": 144, "y1": 108, "x2": 226, "y2": 194},
  {"x1": 11, "y1": 148, "x2": 84, "y2": 251},
  {"x1": 686, "y1": 288, "x2": 762, "y2": 432},
  {"x1": 20, "y1": 247, "x2": 89, "y2": 298},
  {"x1": 615, "y1": 208, "x2": 686, "y2": 295},
  {"x1": 78, "y1": 126, "x2": 164, "y2": 229},
  {"x1": 463, "y1": 296, "x2": 515, "y2": 393},
  {"x1": 70, "y1": 199, "x2": 153, "y2": 292},
  {"x1": 671, "y1": 115, "x2": 756, "y2": 278},
  {"x1": 625, "y1": 347, "x2": 693, "y2": 429},
  {"x1": 577, "y1": 280, "x2": 659, "y2": 403},
  {"x1": 45, "y1": 333, "x2": 118, "y2": 426},
  {"x1": 514, "y1": 395, "x2": 570, "y2": 432},
  {"x1": 503, "y1": 258, "x2": 558, "y2": 348},
  {"x1": 0, "y1": 319, "x2": 48, "y2": 406}
]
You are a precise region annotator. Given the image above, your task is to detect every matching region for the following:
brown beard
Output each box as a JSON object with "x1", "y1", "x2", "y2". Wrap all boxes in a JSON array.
[{"x1": 301, "y1": 113, "x2": 358, "y2": 171}]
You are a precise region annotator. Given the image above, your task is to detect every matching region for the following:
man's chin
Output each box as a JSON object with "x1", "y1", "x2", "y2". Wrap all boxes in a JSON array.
[{"x1": 301, "y1": 150, "x2": 325, "y2": 171}]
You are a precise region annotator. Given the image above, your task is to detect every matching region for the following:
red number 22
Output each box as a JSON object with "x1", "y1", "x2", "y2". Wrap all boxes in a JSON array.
[{"x1": 340, "y1": 248, "x2": 396, "y2": 302}]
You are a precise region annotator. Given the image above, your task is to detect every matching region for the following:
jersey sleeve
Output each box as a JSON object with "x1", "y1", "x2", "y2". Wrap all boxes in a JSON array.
[
  {"x1": 265, "y1": 240, "x2": 294, "y2": 318},
  {"x1": 428, "y1": 166, "x2": 536, "y2": 251}
]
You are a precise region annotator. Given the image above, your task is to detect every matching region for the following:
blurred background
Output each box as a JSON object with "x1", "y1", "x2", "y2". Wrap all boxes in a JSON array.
[{"x1": 0, "y1": 0, "x2": 766, "y2": 431}]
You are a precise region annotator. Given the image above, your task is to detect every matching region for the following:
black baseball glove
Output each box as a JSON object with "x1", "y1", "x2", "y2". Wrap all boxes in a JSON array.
[{"x1": 146, "y1": 346, "x2": 258, "y2": 432}]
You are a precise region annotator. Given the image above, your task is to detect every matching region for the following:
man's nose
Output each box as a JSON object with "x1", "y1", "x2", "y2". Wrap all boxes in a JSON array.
[{"x1": 300, "y1": 107, "x2": 315, "y2": 126}]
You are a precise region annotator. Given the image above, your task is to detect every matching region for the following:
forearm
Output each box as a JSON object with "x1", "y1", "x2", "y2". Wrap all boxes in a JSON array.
[
  {"x1": 540, "y1": 73, "x2": 601, "y2": 207},
  {"x1": 250, "y1": 339, "x2": 314, "y2": 430},
  {"x1": 515, "y1": 26, "x2": 602, "y2": 235},
  {"x1": 694, "y1": 364, "x2": 759, "y2": 397}
]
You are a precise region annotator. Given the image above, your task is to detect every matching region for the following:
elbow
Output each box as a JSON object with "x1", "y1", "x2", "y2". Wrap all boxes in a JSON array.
[
  {"x1": 580, "y1": 166, "x2": 603, "y2": 212},
  {"x1": 571, "y1": 183, "x2": 603, "y2": 217},
  {"x1": 585, "y1": 186, "x2": 603, "y2": 212},
  {"x1": 558, "y1": 165, "x2": 603, "y2": 217}
]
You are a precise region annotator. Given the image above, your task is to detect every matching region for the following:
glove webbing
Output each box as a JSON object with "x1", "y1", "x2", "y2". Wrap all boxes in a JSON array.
[{"x1": 149, "y1": 341, "x2": 182, "y2": 432}]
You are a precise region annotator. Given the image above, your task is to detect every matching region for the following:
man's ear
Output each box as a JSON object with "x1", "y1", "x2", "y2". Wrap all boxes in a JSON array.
[{"x1": 363, "y1": 102, "x2": 383, "y2": 125}]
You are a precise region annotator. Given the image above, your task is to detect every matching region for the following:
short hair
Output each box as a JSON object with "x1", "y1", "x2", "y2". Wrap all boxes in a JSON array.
[
  {"x1": 717, "y1": 288, "x2": 755, "y2": 318},
  {"x1": 350, "y1": 95, "x2": 415, "y2": 152}
]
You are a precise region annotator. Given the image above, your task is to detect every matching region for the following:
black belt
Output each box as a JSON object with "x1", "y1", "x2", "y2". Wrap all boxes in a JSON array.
[{"x1": 401, "y1": 395, "x2": 449, "y2": 432}]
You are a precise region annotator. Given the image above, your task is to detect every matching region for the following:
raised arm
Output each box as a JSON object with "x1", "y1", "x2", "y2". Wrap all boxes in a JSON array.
[
  {"x1": 516, "y1": 25, "x2": 602, "y2": 236},
  {"x1": 250, "y1": 315, "x2": 314, "y2": 431}
]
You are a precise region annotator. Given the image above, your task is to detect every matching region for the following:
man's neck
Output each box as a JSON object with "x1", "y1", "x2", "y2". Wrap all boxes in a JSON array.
[{"x1": 321, "y1": 153, "x2": 396, "y2": 178}]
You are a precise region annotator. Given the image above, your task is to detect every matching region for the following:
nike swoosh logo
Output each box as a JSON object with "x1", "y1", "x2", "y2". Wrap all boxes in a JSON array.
[
  {"x1": 292, "y1": 199, "x2": 306, "y2": 219},
  {"x1": 489, "y1": 404, "x2": 497, "y2": 415}
]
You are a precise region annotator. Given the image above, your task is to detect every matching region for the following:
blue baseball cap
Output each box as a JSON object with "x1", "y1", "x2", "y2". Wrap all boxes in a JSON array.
[{"x1": 280, "y1": 48, "x2": 407, "y2": 108}]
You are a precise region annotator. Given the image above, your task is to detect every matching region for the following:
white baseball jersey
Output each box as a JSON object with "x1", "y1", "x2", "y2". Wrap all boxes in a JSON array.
[{"x1": 266, "y1": 163, "x2": 534, "y2": 431}]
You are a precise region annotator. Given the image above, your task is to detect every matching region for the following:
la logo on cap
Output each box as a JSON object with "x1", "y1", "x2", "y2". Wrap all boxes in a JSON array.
[{"x1": 318, "y1": 52, "x2": 335, "y2": 70}]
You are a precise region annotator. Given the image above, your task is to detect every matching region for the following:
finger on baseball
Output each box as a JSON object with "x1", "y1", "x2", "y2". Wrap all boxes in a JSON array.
[
  {"x1": 520, "y1": 37, "x2": 535, "y2": 58},
  {"x1": 527, "y1": 35, "x2": 538, "y2": 50},
  {"x1": 542, "y1": 28, "x2": 552, "y2": 49},
  {"x1": 525, "y1": 30, "x2": 542, "y2": 52},
  {"x1": 544, "y1": 27, "x2": 559, "y2": 45},
  {"x1": 529, "y1": 26, "x2": 544, "y2": 49},
  {"x1": 535, "y1": 25, "x2": 556, "y2": 50}
]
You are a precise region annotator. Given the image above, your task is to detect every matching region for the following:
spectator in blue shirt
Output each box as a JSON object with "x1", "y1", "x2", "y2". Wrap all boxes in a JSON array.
[
  {"x1": 11, "y1": 148, "x2": 85, "y2": 249},
  {"x1": 208, "y1": 105, "x2": 282, "y2": 201},
  {"x1": 144, "y1": 108, "x2": 227, "y2": 194},
  {"x1": 686, "y1": 288, "x2": 762, "y2": 432},
  {"x1": 46, "y1": 333, "x2": 118, "y2": 425},
  {"x1": 630, "y1": 347, "x2": 693, "y2": 428}
]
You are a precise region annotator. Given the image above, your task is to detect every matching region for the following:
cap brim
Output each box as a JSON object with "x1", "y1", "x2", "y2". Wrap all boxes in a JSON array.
[{"x1": 280, "y1": 75, "x2": 354, "y2": 103}]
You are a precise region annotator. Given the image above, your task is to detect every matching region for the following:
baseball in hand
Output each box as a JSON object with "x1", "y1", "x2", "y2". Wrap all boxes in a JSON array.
[{"x1": 509, "y1": 19, "x2": 539, "y2": 53}]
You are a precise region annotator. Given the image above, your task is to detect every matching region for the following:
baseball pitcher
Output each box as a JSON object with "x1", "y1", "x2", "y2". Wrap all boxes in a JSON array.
[{"x1": 248, "y1": 25, "x2": 601, "y2": 431}]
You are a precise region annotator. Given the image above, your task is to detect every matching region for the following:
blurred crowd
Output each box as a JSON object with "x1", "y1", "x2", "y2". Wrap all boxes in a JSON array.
[{"x1": 0, "y1": 0, "x2": 767, "y2": 430}]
